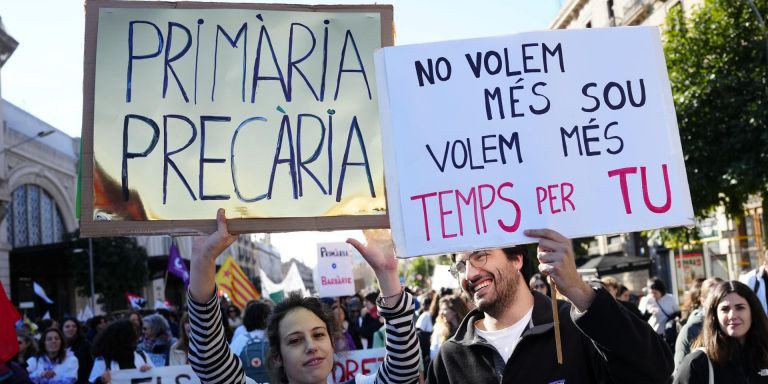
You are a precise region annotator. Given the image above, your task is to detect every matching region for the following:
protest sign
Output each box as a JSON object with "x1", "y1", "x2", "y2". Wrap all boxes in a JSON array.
[
  {"x1": 330, "y1": 348, "x2": 386, "y2": 383},
  {"x1": 81, "y1": 0, "x2": 393, "y2": 236},
  {"x1": 374, "y1": 27, "x2": 694, "y2": 257},
  {"x1": 110, "y1": 365, "x2": 201, "y2": 384},
  {"x1": 316, "y1": 242, "x2": 355, "y2": 297}
]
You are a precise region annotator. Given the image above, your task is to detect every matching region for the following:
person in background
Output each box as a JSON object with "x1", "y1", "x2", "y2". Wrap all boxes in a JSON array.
[
  {"x1": 227, "y1": 306, "x2": 243, "y2": 331},
  {"x1": 89, "y1": 320, "x2": 153, "y2": 384},
  {"x1": 26, "y1": 328, "x2": 78, "y2": 384},
  {"x1": 326, "y1": 298, "x2": 357, "y2": 352},
  {"x1": 739, "y1": 249, "x2": 768, "y2": 316},
  {"x1": 169, "y1": 312, "x2": 190, "y2": 366},
  {"x1": 429, "y1": 295, "x2": 469, "y2": 360},
  {"x1": 673, "y1": 281, "x2": 768, "y2": 383},
  {"x1": 84, "y1": 317, "x2": 106, "y2": 344},
  {"x1": 529, "y1": 273, "x2": 550, "y2": 297},
  {"x1": 137, "y1": 314, "x2": 175, "y2": 367},
  {"x1": 344, "y1": 296, "x2": 364, "y2": 349},
  {"x1": 639, "y1": 278, "x2": 680, "y2": 340},
  {"x1": 60, "y1": 319, "x2": 91, "y2": 384},
  {"x1": 602, "y1": 277, "x2": 644, "y2": 319},
  {"x1": 358, "y1": 292, "x2": 383, "y2": 349},
  {"x1": 415, "y1": 292, "x2": 435, "y2": 366},
  {"x1": 15, "y1": 332, "x2": 37, "y2": 370},
  {"x1": 126, "y1": 312, "x2": 142, "y2": 341},
  {"x1": 681, "y1": 278, "x2": 706, "y2": 325},
  {"x1": 673, "y1": 277, "x2": 723, "y2": 369}
]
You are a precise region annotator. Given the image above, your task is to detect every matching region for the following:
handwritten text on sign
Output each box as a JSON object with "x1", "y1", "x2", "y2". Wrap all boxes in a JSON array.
[
  {"x1": 375, "y1": 27, "x2": 694, "y2": 257},
  {"x1": 330, "y1": 348, "x2": 386, "y2": 383},
  {"x1": 92, "y1": 7, "x2": 384, "y2": 220},
  {"x1": 110, "y1": 365, "x2": 201, "y2": 384},
  {"x1": 316, "y1": 242, "x2": 356, "y2": 297}
]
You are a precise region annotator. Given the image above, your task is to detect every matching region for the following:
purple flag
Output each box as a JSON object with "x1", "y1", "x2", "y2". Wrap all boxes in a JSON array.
[{"x1": 167, "y1": 243, "x2": 190, "y2": 287}]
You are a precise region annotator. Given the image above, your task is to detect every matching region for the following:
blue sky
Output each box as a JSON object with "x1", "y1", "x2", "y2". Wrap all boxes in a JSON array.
[{"x1": 0, "y1": 0, "x2": 562, "y2": 266}]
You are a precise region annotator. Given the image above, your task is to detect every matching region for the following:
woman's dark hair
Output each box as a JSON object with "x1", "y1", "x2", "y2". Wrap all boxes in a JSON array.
[
  {"x1": 228, "y1": 305, "x2": 241, "y2": 316},
  {"x1": 697, "y1": 280, "x2": 768, "y2": 369},
  {"x1": 36, "y1": 327, "x2": 68, "y2": 363},
  {"x1": 266, "y1": 292, "x2": 338, "y2": 384},
  {"x1": 61, "y1": 317, "x2": 84, "y2": 344},
  {"x1": 649, "y1": 277, "x2": 667, "y2": 296},
  {"x1": 172, "y1": 312, "x2": 190, "y2": 354},
  {"x1": 243, "y1": 301, "x2": 271, "y2": 332},
  {"x1": 364, "y1": 292, "x2": 379, "y2": 305},
  {"x1": 92, "y1": 319, "x2": 138, "y2": 363}
]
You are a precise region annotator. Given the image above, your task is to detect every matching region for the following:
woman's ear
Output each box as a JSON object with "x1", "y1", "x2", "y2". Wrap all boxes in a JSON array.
[{"x1": 272, "y1": 354, "x2": 283, "y2": 367}]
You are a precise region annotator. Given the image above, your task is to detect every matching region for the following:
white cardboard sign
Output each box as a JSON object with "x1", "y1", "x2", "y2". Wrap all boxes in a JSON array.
[
  {"x1": 110, "y1": 365, "x2": 201, "y2": 384},
  {"x1": 331, "y1": 348, "x2": 386, "y2": 383},
  {"x1": 374, "y1": 27, "x2": 694, "y2": 257},
  {"x1": 316, "y1": 242, "x2": 356, "y2": 297}
]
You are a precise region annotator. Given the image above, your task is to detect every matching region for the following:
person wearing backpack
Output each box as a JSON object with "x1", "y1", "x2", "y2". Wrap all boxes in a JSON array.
[
  {"x1": 229, "y1": 301, "x2": 271, "y2": 383},
  {"x1": 89, "y1": 320, "x2": 153, "y2": 384}
]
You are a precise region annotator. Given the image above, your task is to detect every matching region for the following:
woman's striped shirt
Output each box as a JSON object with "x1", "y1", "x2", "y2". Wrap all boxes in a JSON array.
[{"x1": 188, "y1": 290, "x2": 419, "y2": 384}]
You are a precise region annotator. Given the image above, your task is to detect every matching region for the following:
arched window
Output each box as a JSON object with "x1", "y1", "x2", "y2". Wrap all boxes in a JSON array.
[{"x1": 7, "y1": 184, "x2": 65, "y2": 248}]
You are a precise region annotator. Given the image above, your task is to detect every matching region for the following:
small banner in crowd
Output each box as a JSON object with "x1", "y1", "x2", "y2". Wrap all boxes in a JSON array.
[
  {"x1": 316, "y1": 242, "x2": 355, "y2": 298},
  {"x1": 374, "y1": 26, "x2": 694, "y2": 257},
  {"x1": 330, "y1": 348, "x2": 386, "y2": 383},
  {"x1": 110, "y1": 365, "x2": 201, "y2": 384}
]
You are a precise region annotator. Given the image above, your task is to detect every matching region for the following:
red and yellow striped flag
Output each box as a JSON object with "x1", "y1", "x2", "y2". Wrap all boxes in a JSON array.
[{"x1": 215, "y1": 255, "x2": 260, "y2": 309}]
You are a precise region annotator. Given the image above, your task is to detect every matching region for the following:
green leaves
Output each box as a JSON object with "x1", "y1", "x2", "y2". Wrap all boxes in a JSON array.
[{"x1": 663, "y1": 0, "x2": 767, "y2": 218}]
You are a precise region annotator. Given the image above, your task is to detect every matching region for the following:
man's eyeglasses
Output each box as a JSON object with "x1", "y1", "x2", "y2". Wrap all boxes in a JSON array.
[{"x1": 449, "y1": 252, "x2": 489, "y2": 278}]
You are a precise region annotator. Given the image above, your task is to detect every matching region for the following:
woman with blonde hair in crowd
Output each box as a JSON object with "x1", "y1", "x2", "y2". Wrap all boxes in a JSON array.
[
  {"x1": 429, "y1": 295, "x2": 470, "y2": 360},
  {"x1": 169, "y1": 312, "x2": 190, "y2": 365},
  {"x1": 674, "y1": 280, "x2": 768, "y2": 383}
]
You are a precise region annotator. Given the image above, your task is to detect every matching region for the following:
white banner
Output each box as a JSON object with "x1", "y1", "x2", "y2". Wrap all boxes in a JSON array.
[
  {"x1": 110, "y1": 365, "x2": 201, "y2": 384},
  {"x1": 317, "y1": 242, "x2": 356, "y2": 297},
  {"x1": 330, "y1": 348, "x2": 386, "y2": 383},
  {"x1": 374, "y1": 26, "x2": 694, "y2": 257}
]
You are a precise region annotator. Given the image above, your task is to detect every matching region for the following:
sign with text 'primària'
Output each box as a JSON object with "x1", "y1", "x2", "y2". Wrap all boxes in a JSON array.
[
  {"x1": 375, "y1": 26, "x2": 694, "y2": 257},
  {"x1": 317, "y1": 242, "x2": 355, "y2": 297},
  {"x1": 81, "y1": 1, "x2": 393, "y2": 237}
]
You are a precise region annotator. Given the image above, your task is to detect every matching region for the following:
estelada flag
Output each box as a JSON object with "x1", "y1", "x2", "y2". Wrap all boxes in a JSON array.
[
  {"x1": 0, "y1": 283, "x2": 21, "y2": 363},
  {"x1": 215, "y1": 255, "x2": 260, "y2": 309}
]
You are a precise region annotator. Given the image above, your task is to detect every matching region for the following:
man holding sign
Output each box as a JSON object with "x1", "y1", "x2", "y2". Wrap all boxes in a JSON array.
[{"x1": 426, "y1": 229, "x2": 674, "y2": 384}]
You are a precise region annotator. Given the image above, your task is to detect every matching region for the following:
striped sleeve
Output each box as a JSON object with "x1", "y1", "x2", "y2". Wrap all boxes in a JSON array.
[
  {"x1": 187, "y1": 289, "x2": 247, "y2": 384},
  {"x1": 367, "y1": 291, "x2": 420, "y2": 384}
]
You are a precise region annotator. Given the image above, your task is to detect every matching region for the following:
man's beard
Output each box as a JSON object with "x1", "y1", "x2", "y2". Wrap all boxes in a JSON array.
[{"x1": 477, "y1": 267, "x2": 518, "y2": 318}]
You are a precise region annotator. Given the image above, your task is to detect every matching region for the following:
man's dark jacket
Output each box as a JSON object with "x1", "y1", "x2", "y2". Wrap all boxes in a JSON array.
[{"x1": 427, "y1": 287, "x2": 674, "y2": 383}]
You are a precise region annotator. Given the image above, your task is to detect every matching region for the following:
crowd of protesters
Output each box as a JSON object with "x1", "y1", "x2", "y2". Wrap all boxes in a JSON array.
[{"x1": 6, "y1": 244, "x2": 768, "y2": 384}]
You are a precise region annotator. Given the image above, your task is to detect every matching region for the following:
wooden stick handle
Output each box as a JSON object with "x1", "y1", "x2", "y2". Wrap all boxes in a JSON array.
[{"x1": 550, "y1": 277, "x2": 563, "y2": 365}]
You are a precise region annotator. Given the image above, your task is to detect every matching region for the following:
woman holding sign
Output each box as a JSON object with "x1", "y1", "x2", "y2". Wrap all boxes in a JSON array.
[
  {"x1": 187, "y1": 209, "x2": 419, "y2": 384},
  {"x1": 673, "y1": 281, "x2": 768, "y2": 384}
]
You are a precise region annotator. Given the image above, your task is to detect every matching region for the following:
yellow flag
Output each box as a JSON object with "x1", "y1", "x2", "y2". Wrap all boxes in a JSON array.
[{"x1": 215, "y1": 255, "x2": 260, "y2": 309}]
